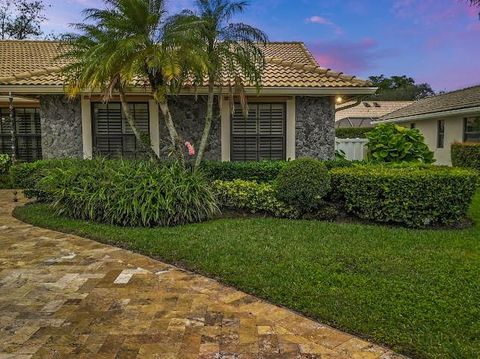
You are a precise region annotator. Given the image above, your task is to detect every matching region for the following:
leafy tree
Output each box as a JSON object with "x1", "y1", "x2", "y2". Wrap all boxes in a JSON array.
[
  {"x1": 368, "y1": 75, "x2": 435, "y2": 101},
  {"x1": 367, "y1": 124, "x2": 434, "y2": 164},
  {"x1": 0, "y1": 0, "x2": 47, "y2": 40},
  {"x1": 173, "y1": 0, "x2": 267, "y2": 168},
  {"x1": 62, "y1": 0, "x2": 204, "y2": 161}
]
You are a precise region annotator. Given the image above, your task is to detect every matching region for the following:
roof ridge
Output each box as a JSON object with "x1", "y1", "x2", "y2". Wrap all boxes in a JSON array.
[
  {"x1": 425, "y1": 84, "x2": 480, "y2": 99},
  {"x1": 265, "y1": 56, "x2": 371, "y2": 85},
  {"x1": 298, "y1": 42, "x2": 319, "y2": 66},
  {"x1": 0, "y1": 39, "x2": 62, "y2": 43}
]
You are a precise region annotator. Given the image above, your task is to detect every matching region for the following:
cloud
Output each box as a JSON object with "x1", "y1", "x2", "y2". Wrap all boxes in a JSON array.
[
  {"x1": 308, "y1": 38, "x2": 394, "y2": 75},
  {"x1": 305, "y1": 15, "x2": 344, "y2": 35}
]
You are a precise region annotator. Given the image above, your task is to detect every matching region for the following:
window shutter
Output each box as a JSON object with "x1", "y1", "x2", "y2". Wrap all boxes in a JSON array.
[{"x1": 231, "y1": 103, "x2": 285, "y2": 161}]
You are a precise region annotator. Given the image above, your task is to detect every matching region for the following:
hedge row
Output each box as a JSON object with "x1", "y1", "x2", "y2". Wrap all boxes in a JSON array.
[
  {"x1": 331, "y1": 166, "x2": 478, "y2": 227},
  {"x1": 201, "y1": 159, "x2": 353, "y2": 182},
  {"x1": 335, "y1": 127, "x2": 373, "y2": 139},
  {"x1": 451, "y1": 142, "x2": 480, "y2": 171}
]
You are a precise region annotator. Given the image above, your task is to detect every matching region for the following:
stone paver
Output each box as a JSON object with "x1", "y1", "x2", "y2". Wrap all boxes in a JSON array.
[{"x1": 0, "y1": 190, "x2": 405, "y2": 358}]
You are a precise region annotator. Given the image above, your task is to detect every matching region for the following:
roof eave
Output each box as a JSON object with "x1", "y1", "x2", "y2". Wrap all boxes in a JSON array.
[
  {"x1": 376, "y1": 106, "x2": 480, "y2": 124},
  {"x1": 0, "y1": 85, "x2": 378, "y2": 96}
]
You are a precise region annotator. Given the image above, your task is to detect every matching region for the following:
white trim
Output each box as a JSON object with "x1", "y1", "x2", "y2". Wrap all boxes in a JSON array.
[
  {"x1": 286, "y1": 97, "x2": 296, "y2": 160},
  {"x1": 81, "y1": 96, "x2": 92, "y2": 159},
  {"x1": 148, "y1": 99, "x2": 160, "y2": 156},
  {"x1": 0, "y1": 85, "x2": 378, "y2": 96},
  {"x1": 220, "y1": 98, "x2": 231, "y2": 161},
  {"x1": 377, "y1": 106, "x2": 480, "y2": 124}
]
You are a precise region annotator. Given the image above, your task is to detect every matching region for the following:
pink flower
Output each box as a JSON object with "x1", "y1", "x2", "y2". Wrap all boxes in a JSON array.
[{"x1": 185, "y1": 141, "x2": 195, "y2": 156}]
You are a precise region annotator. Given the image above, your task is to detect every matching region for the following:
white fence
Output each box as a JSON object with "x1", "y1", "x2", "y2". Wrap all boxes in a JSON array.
[{"x1": 335, "y1": 138, "x2": 368, "y2": 161}]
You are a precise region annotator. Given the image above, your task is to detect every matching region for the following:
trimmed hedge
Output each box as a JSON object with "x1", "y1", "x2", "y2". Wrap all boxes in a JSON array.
[
  {"x1": 275, "y1": 158, "x2": 331, "y2": 212},
  {"x1": 335, "y1": 127, "x2": 373, "y2": 139},
  {"x1": 213, "y1": 180, "x2": 299, "y2": 218},
  {"x1": 451, "y1": 142, "x2": 480, "y2": 171},
  {"x1": 201, "y1": 159, "x2": 353, "y2": 182},
  {"x1": 331, "y1": 166, "x2": 478, "y2": 227}
]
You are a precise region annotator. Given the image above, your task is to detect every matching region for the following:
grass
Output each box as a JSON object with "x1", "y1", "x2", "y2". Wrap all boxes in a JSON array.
[{"x1": 13, "y1": 191, "x2": 480, "y2": 359}]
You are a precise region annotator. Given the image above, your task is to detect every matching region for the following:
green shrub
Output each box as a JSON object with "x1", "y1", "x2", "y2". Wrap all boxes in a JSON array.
[
  {"x1": 275, "y1": 158, "x2": 331, "y2": 212},
  {"x1": 0, "y1": 154, "x2": 12, "y2": 189},
  {"x1": 451, "y1": 142, "x2": 480, "y2": 171},
  {"x1": 10, "y1": 159, "x2": 79, "y2": 200},
  {"x1": 201, "y1": 161, "x2": 287, "y2": 182},
  {"x1": 213, "y1": 180, "x2": 299, "y2": 218},
  {"x1": 38, "y1": 159, "x2": 219, "y2": 227},
  {"x1": 331, "y1": 165, "x2": 478, "y2": 227},
  {"x1": 335, "y1": 127, "x2": 373, "y2": 139},
  {"x1": 202, "y1": 160, "x2": 353, "y2": 182},
  {"x1": 367, "y1": 123, "x2": 434, "y2": 163}
]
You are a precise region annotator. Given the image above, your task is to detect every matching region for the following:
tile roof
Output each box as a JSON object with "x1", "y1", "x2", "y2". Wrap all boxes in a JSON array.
[
  {"x1": 0, "y1": 40, "x2": 372, "y2": 89},
  {"x1": 379, "y1": 85, "x2": 480, "y2": 121},
  {"x1": 336, "y1": 101, "x2": 413, "y2": 121}
]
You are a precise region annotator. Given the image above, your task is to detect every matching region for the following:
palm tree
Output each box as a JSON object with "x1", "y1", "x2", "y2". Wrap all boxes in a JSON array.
[
  {"x1": 62, "y1": 0, "x2": 201, "y2": 161},
  {"x1": 174, "y1": 0, "x2": 267, "y2": 168}
]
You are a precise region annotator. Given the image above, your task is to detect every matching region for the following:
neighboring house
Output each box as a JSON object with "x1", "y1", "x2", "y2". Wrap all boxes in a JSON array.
[
  {"x1": 377, "y1": 85, "x2": 480, "y2": 165},
  {"x1": 0, "y1": 40, "x2": 376, "y2": 162},
  {"x1": 335, "y1": 100, "x2": 413, "y2": 128}
]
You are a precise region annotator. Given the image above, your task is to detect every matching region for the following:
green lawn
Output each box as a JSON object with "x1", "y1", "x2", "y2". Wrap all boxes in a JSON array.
[{"x1": 13, "y1": 191, "x2": 480, "y2": 359}]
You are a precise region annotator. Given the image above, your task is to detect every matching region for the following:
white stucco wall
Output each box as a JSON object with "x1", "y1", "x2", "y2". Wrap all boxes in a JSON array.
[{"x1": 404, "y1": 116, "x2": 464, "y2": 165}]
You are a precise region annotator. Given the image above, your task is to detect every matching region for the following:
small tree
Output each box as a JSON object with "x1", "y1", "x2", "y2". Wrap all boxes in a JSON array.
[
  {"x1": 367, "y1": 124, "x2": 434, "y2": 164},
  {"x1": 0, "y1": 0, "x2": 47, "y2": 40},
  {"x1": 173, "y1": 0, "x2": 267, "y2": 168}
]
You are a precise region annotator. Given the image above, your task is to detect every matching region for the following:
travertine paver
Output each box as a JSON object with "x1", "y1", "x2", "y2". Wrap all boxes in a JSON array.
[{"x1": 0, "y1": 190, "x2": 405, "y2": 358}]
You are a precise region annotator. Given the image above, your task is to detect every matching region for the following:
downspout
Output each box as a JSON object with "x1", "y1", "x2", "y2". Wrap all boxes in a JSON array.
[{"x1": 8, "y1": 92, "x2": 16, "y2": 164}]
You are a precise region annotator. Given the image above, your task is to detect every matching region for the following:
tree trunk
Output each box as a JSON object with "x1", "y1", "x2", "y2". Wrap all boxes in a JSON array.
[
  {"x1": 195, "y1": 80, "x2": 215, "y2": 169},
  {"x1": 157, "y1": 100, "x2": 185, "y2": 163},
  {"x1": 118, "y1": 91, "x2": 159, "y2": 162}
]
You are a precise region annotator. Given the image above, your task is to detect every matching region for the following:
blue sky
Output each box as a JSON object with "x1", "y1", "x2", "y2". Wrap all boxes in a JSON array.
[{"x1": 41, "y1": 0, "x2": 480, "y2": 91}]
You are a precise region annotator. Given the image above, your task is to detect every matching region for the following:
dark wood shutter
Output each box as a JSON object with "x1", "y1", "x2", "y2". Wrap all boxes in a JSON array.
[
  {"x1": 231, "y1": 103, "x2": 285, "y2": 161},
  {"x1": 92, "y1": 102, "x2": 150, "y2": 158},
  {"x1": 0, "y1": 107, "x2": 42, "y2": 161}
]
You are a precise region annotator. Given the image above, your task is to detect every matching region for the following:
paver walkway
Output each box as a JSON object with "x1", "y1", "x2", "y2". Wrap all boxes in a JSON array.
[{"x1": 0, "y1": 190, "x2": 404, "y2": 359}]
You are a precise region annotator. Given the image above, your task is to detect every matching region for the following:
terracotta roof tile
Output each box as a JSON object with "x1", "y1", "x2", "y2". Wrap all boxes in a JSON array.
[
  {"x1": 336, "y1": 101, "x2": 414, "y2": 121},
  {"x1": 0, "y1": 40, "x2": 372, "y2": 88}
]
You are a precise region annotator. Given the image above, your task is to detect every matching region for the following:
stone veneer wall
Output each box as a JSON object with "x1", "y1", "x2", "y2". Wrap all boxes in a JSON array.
[
  {"x1": 159, "y1": 95, "x2": 221, "y2": 160},
  {"x1": 295, "y1": 96, "x2": 335, "y2": 160},
  {"x1": 39, "y1": 95, "x2": 83, "y2": 159}
]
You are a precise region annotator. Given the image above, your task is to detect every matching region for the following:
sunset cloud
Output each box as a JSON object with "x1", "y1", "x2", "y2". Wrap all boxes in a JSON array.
[{"x1": 305, "y1": 15, "x2": 344, "y2": 35}]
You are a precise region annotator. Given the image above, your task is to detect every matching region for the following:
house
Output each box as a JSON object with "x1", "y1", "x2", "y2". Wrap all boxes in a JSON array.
[
  {"x1": 377, "y1": 85, "x2": 480, "y2": 165},
  {"x1": 0, "y1": 40, "x2": 376, "y2": 162},
  {"x1": 335, "y1": 100, "x2": 413, "y2": 128}
]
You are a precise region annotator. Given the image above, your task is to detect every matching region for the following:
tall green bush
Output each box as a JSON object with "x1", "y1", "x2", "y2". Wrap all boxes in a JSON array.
[
  {"x1": 367, "y1": 124, "x2": 434, "y2": 163},
  {"x1": 331, "y1": 165, "x2": 478, "y2": 227},
  {"x1": 275, "y1": 158, "x2": 331, "y2": 212},
  {"x1": 38, "y1": 159, "x2": 219, "y2": 227},
  {"x1": 451, "y1": 142, "x2": 480, "y2": 171}
]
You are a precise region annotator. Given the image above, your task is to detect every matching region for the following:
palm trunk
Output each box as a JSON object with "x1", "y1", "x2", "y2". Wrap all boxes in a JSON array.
[
  {"x1": 157, "y1": 99, "x2": 184, "y2": 163},
  {"x1": 195, "y1": 80, "x2": 215, "y2": 169},
  {"x1": 118, "y1": 91, "x2": 159, "y2": 162}
]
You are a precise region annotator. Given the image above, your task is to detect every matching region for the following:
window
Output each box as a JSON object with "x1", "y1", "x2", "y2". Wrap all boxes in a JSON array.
[
  {"x1": 231, "y1": 103, "x2": 285, "y2": 161},
  {"x1": 464, "y1": 117, "x2": 480, "y2": 142},
  {"x1": 437, "y1": 120, "x2": 445, "y2": 149},
  {"x1": 410, "y1": 123, "x2": 416, "y2": 129},
  {"x1": 92, "y1": 102, "x2": 150, "y2": 158},
  {"x1": 0, "y1": 107, "x2": 42, "y2": 161}
]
